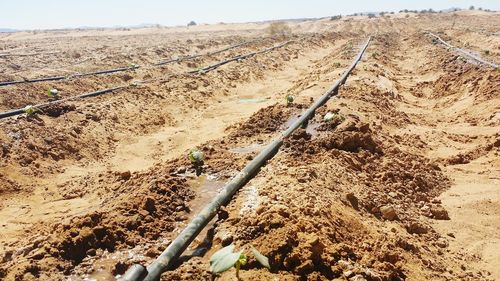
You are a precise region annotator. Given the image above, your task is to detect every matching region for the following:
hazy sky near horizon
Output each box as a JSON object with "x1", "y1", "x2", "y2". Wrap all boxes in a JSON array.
[{"x1": 1, "y1": 0, "x2": 499, "y2": 30}]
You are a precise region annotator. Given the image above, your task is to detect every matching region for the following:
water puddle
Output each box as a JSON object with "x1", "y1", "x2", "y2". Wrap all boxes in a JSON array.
[
  {"x1": 74, "y1": 246, "x2": 148, "y2": 281},
  {"x1": 182, "y1": 174, "x2": 225, "y2": 253},
  {"x1": 229, "y1": 143, "x2": 265, "y2": 154},
  {"x1": 238, "y1": 98, "x2": 268, "y2": 104},
  {"x1": 284, "y1": 114, "x2": 321, "y2": 137},
  {"x1": 76, "y1": 174, "x2": 225, "y2": 280}
]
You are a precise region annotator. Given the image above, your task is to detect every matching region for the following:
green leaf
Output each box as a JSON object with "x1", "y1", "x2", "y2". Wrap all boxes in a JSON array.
[
  {"x1": 23, "y1": 105, "x2": 35, "y2": 115},
  {"x1": 210, "y1": 244, "x2": 235, "y2": 264},
  {"x1": 210, "y1": 250, "x2": 242, "y2": 273},
  {"x1": 323, "y1": 112, "x2": 336, "y2": 122},
  {"x1": 251, "y1": 245, "x2": 270, "y2": 269},
  {"x1": 188, "y1": 149, "x2": 204, "y2": 164},
  {"x1": 238, "y1": 252, "x2": 247, "y2": 266}
]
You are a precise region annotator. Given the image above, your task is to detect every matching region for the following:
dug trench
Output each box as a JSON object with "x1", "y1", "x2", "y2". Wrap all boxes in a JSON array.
[{"x1": 160, "y1": 32, "x2": 498, "y2": 280}]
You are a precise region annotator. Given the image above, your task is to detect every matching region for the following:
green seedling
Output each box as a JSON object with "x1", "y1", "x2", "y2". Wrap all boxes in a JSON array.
[
  {"x1": 323, "y1": 112, "x2": 336, "y2": 122},
  {"x1": 210, "y1": 244, "x2": 270, "y2": 280},
  {"x1": 188, "y1": 148, "x2": 204, "y2": 165},
  {"x1": 323, "y1": 111, "x2": 345, "y2": 124},
  {"x1": 47, "y1": 88, "x2": 58, "y2": 98},
  {"x1": 129, "y1": 63, "x2": 139, "y2": 68},
  {"x1": 23, "y1": 105, "x2": 36, "y2": 116},
  {"x1": 285, "y1": 94, "x2": 294, "y2": 106},
  {"x1": 333, "y1": 62, "x2": 341, "y2": 68},
  {"x1": 188, "y1": 148, "x2": 204, "y2": 176},
  {"x1": 496, "y1": 67, "x2": 500, "y2": 73},
  {"x1": 372, "y1": 52, "x2": 379, "y2": 59}
]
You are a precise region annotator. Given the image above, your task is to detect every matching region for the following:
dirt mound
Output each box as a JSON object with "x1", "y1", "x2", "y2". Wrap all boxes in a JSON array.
[{"x1": 0, "y1": 168, "x2": 194, "y2": 280}]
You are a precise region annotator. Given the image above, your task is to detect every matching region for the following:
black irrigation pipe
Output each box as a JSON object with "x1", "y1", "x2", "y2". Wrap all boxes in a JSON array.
[
  {"x1": 0, "y1": 85, "x2": 128, "y2": 119},
  {"x1": 187, "y1": 41, "x2": 291, "y2": 74},
  {"x1": 155, "y1": 38, "x2": 261, "y2": 66},
  {"x1": 0, "y1": 38, "x2": 262, "y2": 87},
  {"x1": 0, "y1": 66, "x2": 139, "y2": 87},
  {"x1": 0, "y1": 41, "x2": 291, "y2": 120},
  {"x1": 428, "y1": 32, "x2": 499, "y2": 69},
  {"x1": 118, "y1": 36, "x2": 372, "y2": 281}
]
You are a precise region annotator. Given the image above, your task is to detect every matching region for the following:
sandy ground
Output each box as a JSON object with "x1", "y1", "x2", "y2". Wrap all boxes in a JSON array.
[{"x1": 0, "y1": 10, "x2": 498, "y2": 281}]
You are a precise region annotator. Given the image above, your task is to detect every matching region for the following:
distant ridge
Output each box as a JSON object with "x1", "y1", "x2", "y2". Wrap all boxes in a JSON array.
[{"x1": 0, "y1": 28, "x2": 19, "y2": 33}]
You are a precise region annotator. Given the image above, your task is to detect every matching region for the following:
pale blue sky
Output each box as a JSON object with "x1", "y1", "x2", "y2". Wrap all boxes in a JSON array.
[{"x1": 1, "y1": 0, "x2": 498, "y2": 30}]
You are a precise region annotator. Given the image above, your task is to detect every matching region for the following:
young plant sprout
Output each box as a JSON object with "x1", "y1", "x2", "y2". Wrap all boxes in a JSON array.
[
  {"x1": 323, "y1": 111, "x2": 345, "y2": 125},
  {"x1": 188, "y1": 148, "x2": 204, "y2": 164},
  {"x1": 210, "y1": 244, "x2": 270, "y2": 279},
  {"x1": 47, "y1": 88, "x2": 58, "y2": 98},
  {"x1": 285, "y1": 94, "x2": 294, "y2": 106},
  {"x1": 129, "y1": 63, "x2": 139, "y2": 68},
  {"x1": 188, "y1": 148, "x2": 204, "y2": 176},
  {"x1": 323, "y1": 112, "x2": 336, "y2": 122},
  {"x1": 23, "y1": 105, "x2": 36, "y2": 116}
]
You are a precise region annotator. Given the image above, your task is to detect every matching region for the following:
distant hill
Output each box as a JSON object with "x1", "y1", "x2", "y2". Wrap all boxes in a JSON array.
[{"x1": 0, "y1": 28, "x2": 18, "y2": 33}]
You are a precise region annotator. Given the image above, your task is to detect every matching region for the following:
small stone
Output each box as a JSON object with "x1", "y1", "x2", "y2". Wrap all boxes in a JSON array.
[
  {"x1": 420, "y1": 205, "x2": 430, "y2": 212},
  {"x1": 346, "y1": 193, "x2": 359, "y2": 210},
  {"x1": 436, "y1": 238, "x2": 449, "y2": 248},
  {"x1": 145, "y1": 247, "x2": 160, "y2": 258},
  {"x1": 430, "y1": 205, "x2": 450, "y2": 220},
  {"x1": 119, "y1": 171, "x2": 131, "y2": 181},
  {"x1": 350, "y1": 275, "x2": 368, "y2": 281},
  {"x1": 388, "y1": 192, "x2": 397, "y2": 198},
  {"x1": 343, "y1": 270, "x2": 355, "y2": 278},
  {"x1": 175, "y1": 166, "x2": 186, "y2": 174},
  {"x1": 31, "y1": 249, "x2": 46, "y2": 260},
  {"x1": 380, "y1": 205, "x2": 397, "y2": 220},
  {"x1": 447, "y1": 232, "x2": 455, "y2": 238},
  {"x1": 143, "y1": 197, "x2": 156, "y2": 213},
  {"x1": 337, "y1": 260, "x2": 351, "y2": 270},
  {"x1": 406, "y1": 222, "x2": 429, "y2": 234}
]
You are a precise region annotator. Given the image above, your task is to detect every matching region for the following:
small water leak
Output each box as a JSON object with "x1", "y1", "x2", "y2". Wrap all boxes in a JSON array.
[
  {"x1": 186, "y1": 174, "x2": 224, "y2": 215},
  {"x1": 239, "y1": 185, "x2": 260, "y2": 216},
  {"x1": 284, "y1": 114, "x2": 321, "y2": 137},
  {"x1": 75, "y1": 246, "x2": 148, "y2": 281},
  {"x1": 183, "y1": 174, "x2": 225, "y2": 252},
  {"x1": 77, "y1": 174, "x2": 224, "y2": 280}
]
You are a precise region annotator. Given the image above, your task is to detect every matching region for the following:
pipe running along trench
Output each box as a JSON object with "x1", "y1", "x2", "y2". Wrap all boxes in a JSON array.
[
  {"x1": 0, "y1": 41, "x2": 291, "y2": 120},
  {"x1": 0, "y1": 38, "x2": 262, "y2": 87},
  {"x1": 119, "y1": 36, "x2": 372, "y2": 281},
  {"x1": 428, "y1": 32, "x2": 499, "y2": 69}
]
